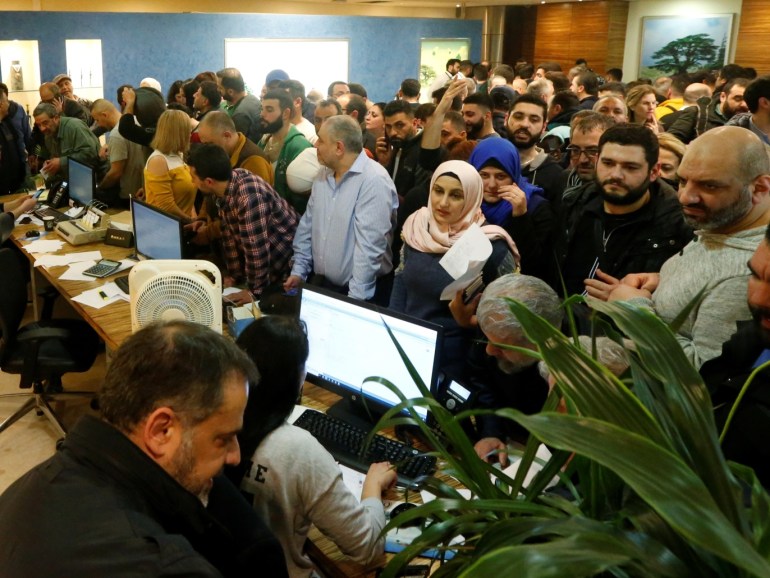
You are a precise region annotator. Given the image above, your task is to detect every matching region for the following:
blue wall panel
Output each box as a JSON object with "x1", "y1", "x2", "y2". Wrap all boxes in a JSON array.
[{"x1": 0, "y1": 11, "x2": 481, "y2": 105}]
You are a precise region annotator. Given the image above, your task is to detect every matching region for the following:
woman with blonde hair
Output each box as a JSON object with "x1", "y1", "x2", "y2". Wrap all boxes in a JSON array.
[
  {"x1": 626, "y1": 85, "x2": 661, "y2": 133},
  {"x1": 144, "y1": 109, "x2": 197, "y2": 219},
  {"x1": 657, "y1": 132, "x2": 687, "y2": 186}
]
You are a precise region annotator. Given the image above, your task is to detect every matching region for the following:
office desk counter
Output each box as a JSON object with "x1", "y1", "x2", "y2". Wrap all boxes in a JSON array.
[{"x1": 8, "y1": 208, "x2": 134, "y2": 351}]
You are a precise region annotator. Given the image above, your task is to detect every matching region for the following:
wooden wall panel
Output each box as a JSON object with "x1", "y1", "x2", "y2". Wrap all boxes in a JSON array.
[
  {"x1": 734, "y1": 0, "x2": 770, "y2": 74},
  {"x1": 531, "y1": 1, "x2": 628, "y2": 76}
]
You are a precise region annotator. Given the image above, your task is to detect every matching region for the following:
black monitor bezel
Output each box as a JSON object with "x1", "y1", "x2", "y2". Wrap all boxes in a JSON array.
[
  {"x1": 130, "y1": 197, "x2": 185, "y2": 260},
  {"x1": 67, "y1": 158, "x2": 95, "y2": 207},
  {"x1": 299, "y1": 284, "x2": 443, "y2": 423}
]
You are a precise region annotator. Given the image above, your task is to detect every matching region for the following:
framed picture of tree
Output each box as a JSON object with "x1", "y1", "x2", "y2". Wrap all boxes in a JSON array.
[{"x1": 639, "y1": 14, "x2": 734, "y2": 78}]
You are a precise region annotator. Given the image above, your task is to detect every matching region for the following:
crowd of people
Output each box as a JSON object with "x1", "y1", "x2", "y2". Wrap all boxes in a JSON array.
[{"x1": 2, "y1": 57, "x2": 770, "y2": 576}]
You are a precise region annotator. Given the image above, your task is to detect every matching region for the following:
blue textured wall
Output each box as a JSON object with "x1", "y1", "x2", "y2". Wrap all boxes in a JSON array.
[{"x1": 0, "y1": 11, "x2": 481, "y2": 105}]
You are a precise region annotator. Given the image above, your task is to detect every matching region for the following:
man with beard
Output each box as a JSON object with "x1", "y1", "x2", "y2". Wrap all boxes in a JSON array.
[
  {"x1": 0, "y1": 321, "x2": 289, "y2": 578},
  {"x1": 469, "y1": 275, "x2": 562, "y2": 464},
  {"x1": 701, "y1": 229, "x2": 770, "y2": 487},
  {"x1": 668, "y1": 78, "x2": 750, "y2": 144},
  {"x1": 506, "y1": 94, "x2": 566, "y2": 213},
  {"x1": 257, "y1": 89, "x2": 313, "y2": 213},
  {"x1": 556, "y1": 123, "x2": 691, "y2": 298},
  {"x1": 285, "y1": 116, "x2": 398, "y2": 305},
  {"x1": 595, "y1": 127, "x2": 770, "y2": 368},
  {"x1": 461, "y1": 92, "x2": 500, "y2": 140},
  {"x1": 216, "y1": 67, "x2": 263, "y2": 145}
]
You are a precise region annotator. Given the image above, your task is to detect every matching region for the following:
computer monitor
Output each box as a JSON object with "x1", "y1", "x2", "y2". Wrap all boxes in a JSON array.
[
  {"x1": 67, "y1": 158, "x2": 95, "y2": 207},
  {"x1": 130, "y1": 198, "x2": 185, "y2": 260},
  {"x1": 299, "y1": 285, "x2": 442, "y2": 427}
]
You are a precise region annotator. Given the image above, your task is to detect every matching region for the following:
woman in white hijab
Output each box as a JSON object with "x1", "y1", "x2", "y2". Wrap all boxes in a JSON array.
[{"x1": 390, "y1": 160, "x2": 519, "y2": 377}]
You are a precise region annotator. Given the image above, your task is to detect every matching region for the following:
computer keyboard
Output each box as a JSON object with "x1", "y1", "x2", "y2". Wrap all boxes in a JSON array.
[
  {"x1": 293, "y1": 409, "x2": 437, "y2": 486},
  {"x1": 33, "y1": 205, "x2": 72, "y2": 223}
]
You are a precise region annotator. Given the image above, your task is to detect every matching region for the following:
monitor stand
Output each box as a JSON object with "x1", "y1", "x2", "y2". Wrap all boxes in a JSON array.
[{"x1": 326, "y1": 396, "x2": 386, "y2": 434}]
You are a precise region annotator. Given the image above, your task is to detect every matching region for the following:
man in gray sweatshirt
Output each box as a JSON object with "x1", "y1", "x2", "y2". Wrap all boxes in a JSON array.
[{"x1": 587, "y1": 126, "x2": 770, "y2": 368}]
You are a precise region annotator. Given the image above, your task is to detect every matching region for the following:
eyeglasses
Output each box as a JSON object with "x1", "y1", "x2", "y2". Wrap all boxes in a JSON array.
[{"x1": 566, "y1": 146, "x2": 600, "y2": 160}]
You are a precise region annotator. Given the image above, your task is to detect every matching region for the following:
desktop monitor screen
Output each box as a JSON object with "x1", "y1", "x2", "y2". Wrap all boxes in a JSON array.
[
  {"x1": 299, "y1": 285, "x2": 442, "y2": 422},
  {"x1": 68, "y1": 158, "x2": 95, "y2": 207},
  {"x1": 131, "y1": 198, "x2": 184, "y2": 260}
]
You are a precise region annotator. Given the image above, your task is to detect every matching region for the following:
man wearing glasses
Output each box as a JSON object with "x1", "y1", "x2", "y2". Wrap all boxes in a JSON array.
[{"x1": 555, "y1": 122, "x2": 691, "y2": 298}]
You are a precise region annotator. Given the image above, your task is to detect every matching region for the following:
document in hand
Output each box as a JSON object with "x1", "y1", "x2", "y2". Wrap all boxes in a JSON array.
[{"x1": 438, "y1": 223, "x2": 492, "y2": 300}]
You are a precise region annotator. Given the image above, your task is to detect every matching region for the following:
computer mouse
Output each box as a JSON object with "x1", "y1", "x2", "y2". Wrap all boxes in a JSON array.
[
  {"x1": 390, "y1": 502, "x2": 420, "y2": 526},
  {"x1": 20, "y1": 216, "x2": 32, "y2": 225},
  {"x1": 25, "y1": 230, "x2": 40, "y2": 238}
]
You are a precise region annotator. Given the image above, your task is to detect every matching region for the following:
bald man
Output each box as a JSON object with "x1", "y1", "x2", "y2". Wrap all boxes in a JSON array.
[
  {"x1": 589, "y1": 127, "x2": 770, "y2": 368},
  {"x1": 660, "y1": 82, "x2": 712, "y2": 132}
]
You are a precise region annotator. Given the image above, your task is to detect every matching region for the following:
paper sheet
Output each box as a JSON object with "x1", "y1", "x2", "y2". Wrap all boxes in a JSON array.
[
  {"x1": 34, "y1": 250, "x2": 103, "y2": 268},
  {"x1": 495, "y1": 444, "x2": 559, "y2": 490},
  {"x1": 438, "y1": 224, "x2": 493, "y2": 300},
  {"x1": 59, "y1": 260, "x2": 98, "y2": 281},
  {"x1": 23, "y1": 239, "x2": 65, "y2": 254},
  {"x1": 71, "y1": 283, "x2": 127, "y2": 309}
]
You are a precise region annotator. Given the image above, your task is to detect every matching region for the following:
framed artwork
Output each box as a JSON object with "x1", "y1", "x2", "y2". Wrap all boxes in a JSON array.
[
  {"x1": 639, "y1": 14, "x2": 733, "y2": 78},
  {"x1": 419, "y1": 38, "x2": 470, "y2": 92}
]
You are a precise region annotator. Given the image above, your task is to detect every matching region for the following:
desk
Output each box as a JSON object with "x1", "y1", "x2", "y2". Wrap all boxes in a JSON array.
[
  {"x1": 299, "y1": 383, "x2": 440, "y2": 578},
  {"x1": 7, "y1": 205, "x2": 134, "y2": 351}
]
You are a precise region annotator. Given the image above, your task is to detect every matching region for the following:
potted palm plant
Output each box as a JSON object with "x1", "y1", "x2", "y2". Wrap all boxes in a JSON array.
[{"x1": 372, "y1": 298, "x2": 770, "y2": 577}]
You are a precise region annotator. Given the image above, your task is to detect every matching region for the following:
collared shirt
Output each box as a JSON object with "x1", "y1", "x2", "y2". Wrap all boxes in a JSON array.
[
  {"x1": 218, "y1": 168, "x2": 299, "y2": 297},
  {"x1": 291, "y1": 150, "x2": 398, "y2": 300}
]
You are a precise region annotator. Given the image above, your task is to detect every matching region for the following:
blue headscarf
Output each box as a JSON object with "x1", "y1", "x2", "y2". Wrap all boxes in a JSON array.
[{"x1": 468, "y1": 138, "x2": 545, "y2": 227}]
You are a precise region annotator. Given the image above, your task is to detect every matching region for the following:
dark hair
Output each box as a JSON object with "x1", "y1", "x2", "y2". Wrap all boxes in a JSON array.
[
  {"x1": 492, "y1": 65, "x2": 515, "y2": 84},
  {"x1": 599, "y1": 123, "x2": 659, "y2": 169},
  {"x1": 606, "y1": 68, "x2": 623, "y2": 82},
  {"x1": 317, "y1": 98, "x2": 342, "y2": 115},
  {"x1": 187, "y1": 142, "x2": 233, "y2": 182},
  {"x1": 415, "y1": 102, "x2": 435, "y2": 123},
  {"x1": 199, "y1": 81, "x2": 222, "y2": 108},
  {"x1": 234, "y1": 316, "x2": 309, "y2": 478},
  {"x1": 348, "y1": 83, "x2": 368, "y2": 98},
  {"x1": 720, "y1": 64, "x2": 752, "y2": 83},
  {"x1": 167, "y1": 102, "x2": 194, "y2": 117},
  {"x1": 344, "y1": 94, "x2": 368, "y2": 122},
  {"x1": 690, "y1": 69, "x2": 716, "y2": 86},
  {"x1": 446, "y1": 58, "x2": 461, "y2": 71},
  {"x1": 473, "y1": 63, "x2": 489, "y2": 82},
  {"x1": 575, "y1": 70, "x2": 600, "y2": 96},
  {"x1": 279, "y1": 79, "x2": 306, "y2": 106},
  {"x1": 550, "y1": 90, "x2": 580, "y2": 113},
  {"x1": 601, "y1": 81, "x2": 627, "y2": 97},
  {"x1": 116, "y1": 84, "x2": 133, "y2": 109},
  {"x1": 99, "y1": 320, "x2": 257, "y2": 432},
  {"x1": 327, "y1": 80, "x2": 348, "y2": 97},
  {"x1": 515, "y1": 63, "x2": 534, "y2": 79},
  {"x1": 383, "y1": 99, "x2": 415, "y2": 119},
  {"x1": 463, "y1": 91, "x2": 494, "y2": 112},
  {"x1": 744, "y1": 75, "x2": 770, "y2": 114},
  {"x1": 182, "y1": 80, "x2": 199, "y2": 110},
  {"x1": 722, "y1": 77, "x2": 751, "y2": 100},
  {"x1": 0, "y1": 83, "x2": 7, "y2": 98},
  {"x1": 217, "y1": 68, "x2": 245, "y2": 93},
  {"x1": 669, "y1": 74, "x2": 690, "y2": 96},
  {"x1": 263, "y1": 88, "x2": 294, "y2": 114},
  {"x1": 537, "y1": 61, "x2": 562, "y2": 73},
  {"x1": 511, "y1": 92, "x2": 547, "y2": 119},
  {"x1": 194, "y1": 71, "x2": 218, "y2": 84},
  {"x1": 166, "y1": 80, "x2": 185, "y2": 105},
  {"x1": 546, "y1": 71, "x2": 570, "y2": 92},
  {"x1": 400, "y1": 78, "x2": 421, "y2": 98}
]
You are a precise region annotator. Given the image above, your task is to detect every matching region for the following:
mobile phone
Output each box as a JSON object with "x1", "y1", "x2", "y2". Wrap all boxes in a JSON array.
[
  {"x1": 83, "y1": 259, "x2": 122, "y2": 278},
  {"x1": 462, "y1": 275, "x2": 485, "y2": 304}
]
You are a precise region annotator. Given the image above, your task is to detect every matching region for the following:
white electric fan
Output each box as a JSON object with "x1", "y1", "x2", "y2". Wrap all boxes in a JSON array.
[{"x1": 129, "y1": 260, "x2": 222, "y2": 334}]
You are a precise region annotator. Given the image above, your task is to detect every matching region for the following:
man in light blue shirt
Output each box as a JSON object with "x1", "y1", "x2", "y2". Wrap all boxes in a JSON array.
[{"x1": 284, "y1": 115, "x2": 398, "y2": 304}]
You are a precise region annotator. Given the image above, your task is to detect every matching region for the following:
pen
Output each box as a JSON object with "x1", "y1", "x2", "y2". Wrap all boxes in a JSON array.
[{"x1": 99, "y1": 290, "x2": 109, "y2": 301}]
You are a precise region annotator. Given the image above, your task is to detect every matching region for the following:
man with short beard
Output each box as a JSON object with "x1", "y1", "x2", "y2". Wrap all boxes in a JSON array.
[
  {"x1": 469, "y1": 275, "x2": 562, "y2": 465},
  {"x1": 506, "y1": 94, "x2": 566, "y2": 212},
  {"x1": 461, "y1": 92, "x2": 499, "y2": 140},
  {"x1": 257, "y1": 89, "x2": 313, "y2": 213},
  {"x1": 556, "y1": 124, "x2": 691, "y2": 298},
  {"x1": 593, "y1": 127, "x2": 770, "y2": 368},
  {"x1": 701, "y1": 226, "x2": 770, "y2": 487}
]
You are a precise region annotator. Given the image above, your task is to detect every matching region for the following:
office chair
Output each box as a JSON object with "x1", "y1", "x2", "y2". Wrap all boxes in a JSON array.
[{"x1": 0, "y1": 248, "x2": 100, "y2": 438}]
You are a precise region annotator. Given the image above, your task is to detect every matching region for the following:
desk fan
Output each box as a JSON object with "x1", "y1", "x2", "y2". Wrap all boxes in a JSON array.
[{"x1": 129, "y1": 260, "x2": 222, "y2": 334}]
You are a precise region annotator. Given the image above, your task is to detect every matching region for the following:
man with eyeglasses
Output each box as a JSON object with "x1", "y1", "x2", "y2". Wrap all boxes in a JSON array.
[{"x1": 555, "y1": 123, "x2": 691, "y2": 298}]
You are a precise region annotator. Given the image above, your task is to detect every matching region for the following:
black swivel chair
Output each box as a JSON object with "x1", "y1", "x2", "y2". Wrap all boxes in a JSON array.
[{"x1": 0, "y1": 248, "x2": 100, "y2": 438}]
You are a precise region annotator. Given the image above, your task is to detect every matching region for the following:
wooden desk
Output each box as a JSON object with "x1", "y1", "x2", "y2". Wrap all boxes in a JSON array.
[
  {"x1": 299, "y1": 383, "x2": 439, "y2": 578},
  {"x1": 8, "y1": 210, "x2": 134, "y2": 351}
]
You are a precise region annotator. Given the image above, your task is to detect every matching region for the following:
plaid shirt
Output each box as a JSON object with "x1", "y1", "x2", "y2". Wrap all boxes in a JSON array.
[{"x1": 218, "y1": 168, "x2": 299, "y2": 296}]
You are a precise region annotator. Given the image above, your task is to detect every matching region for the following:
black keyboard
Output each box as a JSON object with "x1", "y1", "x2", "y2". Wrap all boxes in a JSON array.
[
  {"x1": 115, "y1": 275, "x2": 130, "y2": 294},
  {"x1": 33, "y1": 205, "x2": 72, "y2": 223},
  {"x1": 294, "y1": 409, "x2": 437, "y2": 486}
]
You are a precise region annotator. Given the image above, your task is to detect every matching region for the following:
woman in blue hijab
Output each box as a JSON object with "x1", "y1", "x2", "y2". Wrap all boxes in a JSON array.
[{"x1": 469, "y1": 138, "x2": 556, "y2": 285}]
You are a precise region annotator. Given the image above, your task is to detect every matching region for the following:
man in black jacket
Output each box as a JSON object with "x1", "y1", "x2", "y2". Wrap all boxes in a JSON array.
[
  {"x1": 0, "y1": 320, "x2": 288, "y2": 578},
  {"x1": 701, "y1": 229, "x2": 770, "y2": 487},
  {"x1": 558, "y1": 124, "x2": 692, "y2": 298}
]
